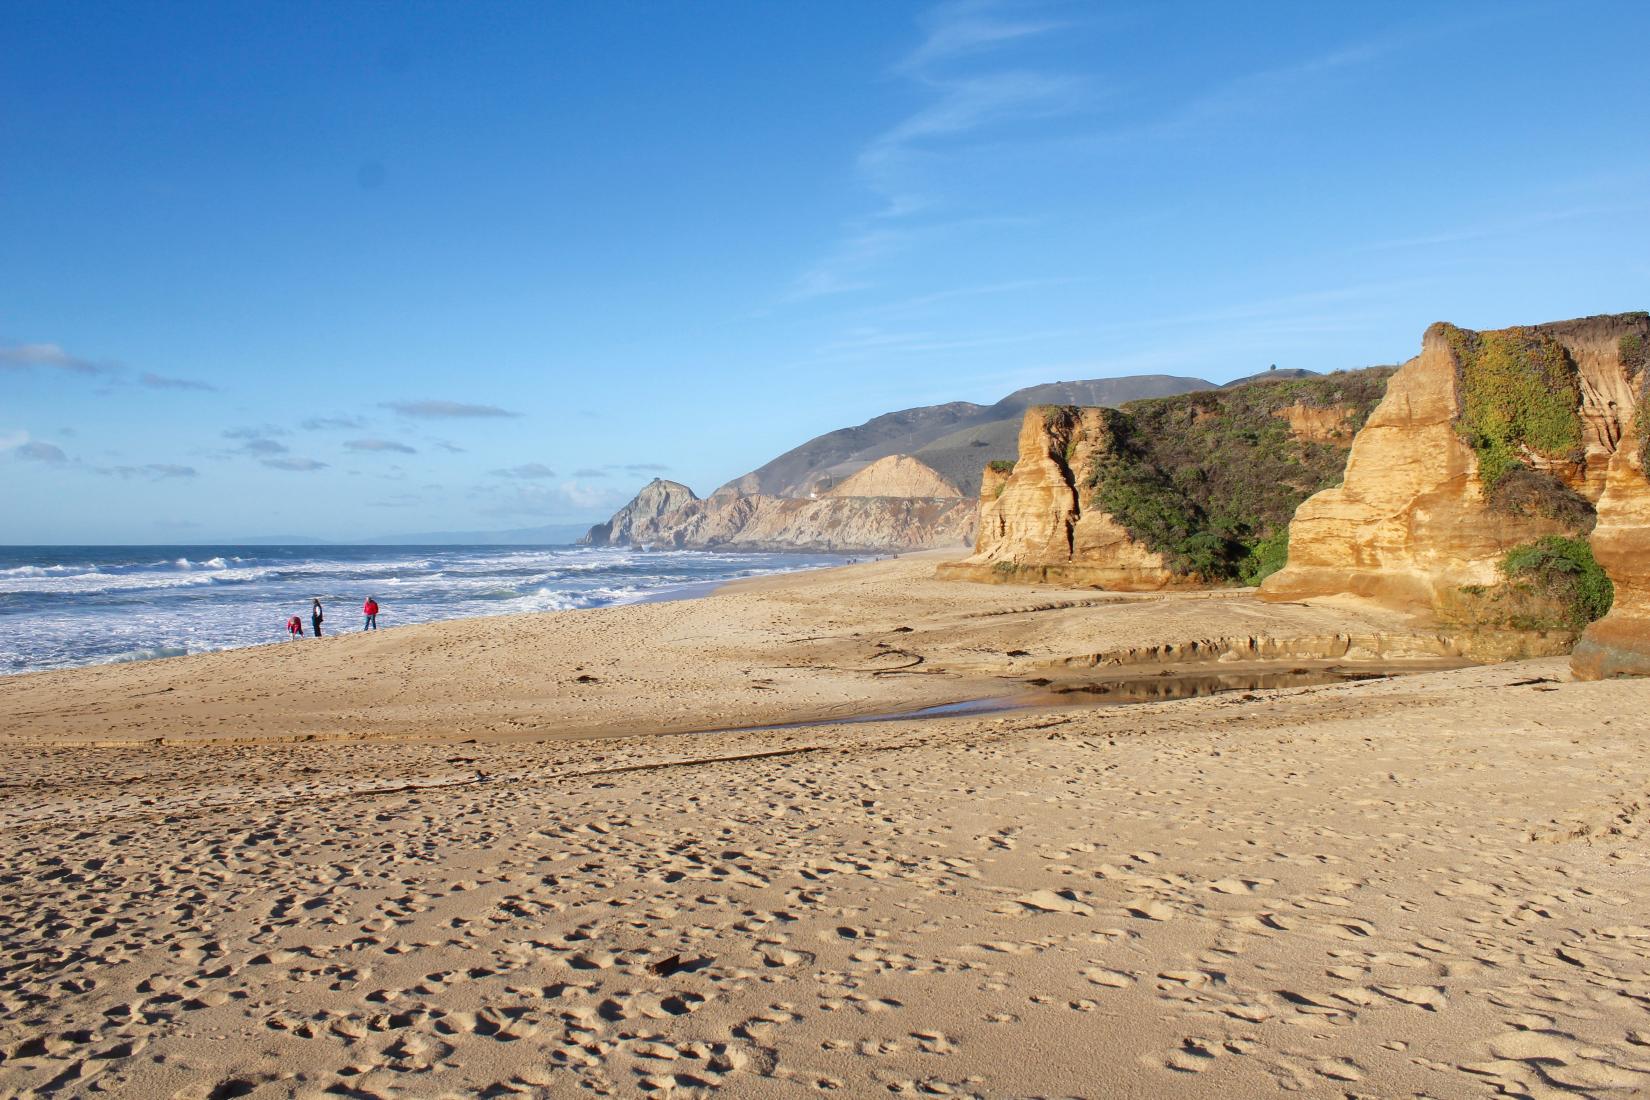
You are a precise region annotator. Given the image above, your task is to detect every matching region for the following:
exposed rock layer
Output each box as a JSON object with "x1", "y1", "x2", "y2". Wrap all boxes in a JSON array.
[
  {"x1": 938, "y1": 408, "x2": 1178, "y2": 589},
  {"x1": 823, "y1": 455, "x2": 961, "y2": 499},
  {"x1": 1262, "y1": 315, "x2": 1647, "y2": 633},
  {"x1": 1572, "y1": 409, "x2": 1650, "y2": 678},
  {"x1": 940, "y1": 369, "x2": 1390, "y2": 589},
  {"x1": 582, "y1": 477, "x2": 974, "y2": 553}
]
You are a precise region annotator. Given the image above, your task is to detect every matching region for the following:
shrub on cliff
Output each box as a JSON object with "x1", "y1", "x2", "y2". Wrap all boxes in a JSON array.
[
  {"x1": 1446, "y1": 325, "x2": 1589, "y2": 521},
  {"x1": 1082, "y1": 368, "x2": 1393, "y2": 580},
  {"x1": 1501, "y1": 536, "x2": 1613, "y2": 626},
  {"x1": 1450, "y1": 536, "x2": 1614, "y2": 632}
]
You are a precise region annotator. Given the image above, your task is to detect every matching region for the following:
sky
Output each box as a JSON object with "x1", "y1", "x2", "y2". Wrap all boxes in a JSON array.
[{"x1": 4, "y1": 0, "x2": 1649, "y2": 544}]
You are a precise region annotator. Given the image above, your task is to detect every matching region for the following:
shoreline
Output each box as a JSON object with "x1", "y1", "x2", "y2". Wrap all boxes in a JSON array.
[
  {"x1": 0, "y1": 546, "x2": 853, "y2": 682},
  {"x1": 0, "y1": 551, "x2": 1542, "y2": 751}
]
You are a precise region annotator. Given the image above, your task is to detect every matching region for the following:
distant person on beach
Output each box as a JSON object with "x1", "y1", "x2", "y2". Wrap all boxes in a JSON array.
[
  {"x1": 362, "y1": 596, "x2": 379, "y2": 631},
  {"x1": 311, "y1": 598, "x2": 324, "y2": 638},
  {"x1": 287, "y1": 614, "x2": 304, "y2": 640}
]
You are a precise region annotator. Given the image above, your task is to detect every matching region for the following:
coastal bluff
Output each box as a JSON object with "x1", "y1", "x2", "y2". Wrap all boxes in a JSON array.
[
  {"x1": 937, "y1": 367, "x2": 1392, "y2": 588},
  {"x1": 582, "y1": 456, "x2": 974, "y2": 553},
  {"x1": 1261, "y1": 312, "x2": 1650, "y2": 676}
]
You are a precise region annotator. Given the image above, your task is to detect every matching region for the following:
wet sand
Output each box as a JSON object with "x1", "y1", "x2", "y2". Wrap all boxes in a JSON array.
[{"x1": 3, "y1": 552, "x2": 1649, "y2": 1097}]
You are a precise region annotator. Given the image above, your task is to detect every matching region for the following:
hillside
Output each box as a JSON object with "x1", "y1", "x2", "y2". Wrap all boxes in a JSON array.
[
  {"x1": 823, "y1": 455, "x2": 960, "y2": 498},
  {"x1": 715, "y1": 374, "x2": 1217, "y2": 499},
  {"x1": 941, "y1": 366, "x2": 1393, "y2": 588}
]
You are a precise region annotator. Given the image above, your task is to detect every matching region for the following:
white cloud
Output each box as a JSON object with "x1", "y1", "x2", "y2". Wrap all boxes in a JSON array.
[
  {"x1": 140, "y1": 372, "x2": 216, "y2": 391},
  {"x1": 382, "y1": 400, "x2": 520, "y2": 419},
  {"x1": 490, "y1": 462, "x2": 557, "y2": 479},
  {"x1": 0, "y1": 342, "x2": 112, "y2": 375},
  {"x1": 345, "y1": 438, "x2": 418, "y2": 454},
  {"x1": 16, "y1": 440, "x2": 68, "y2": 463}
]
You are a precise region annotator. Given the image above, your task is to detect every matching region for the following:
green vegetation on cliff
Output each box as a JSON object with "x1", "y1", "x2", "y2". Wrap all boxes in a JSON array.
[
  {"x1": 1451, "y1": 536, "x2": 1613, "y2": 633},
  {"x1": 1628, "y1": 333, "x2": 1650, "y2": 477},
  {"x1": 1446, "y1": 325, "x2": 1592, "y2": 523},
  {"x1": 1080, "y1": 369, "x2": 1393, "y2": 581}
]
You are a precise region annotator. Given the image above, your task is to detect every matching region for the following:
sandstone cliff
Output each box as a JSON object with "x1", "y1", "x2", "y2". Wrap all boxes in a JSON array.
[
  {"x1": 939, "y1": 369, "x2": 1392, "y2": 588},
  {"x1": 1571, "y1": 332, "x2": 1650, "y2": 678},
  {"x1": 1262, "y1": 315, "x2": 1647, "y2": 627},
  {"x1": 823, "y1": 455, "x2": 961, "y2": 499},
  {"x1": 582, "y1": 477, "x2": 974, "y2": 553},
  {"x1": 938, "y1": 407, "x2": 1178, "y2": 588}
]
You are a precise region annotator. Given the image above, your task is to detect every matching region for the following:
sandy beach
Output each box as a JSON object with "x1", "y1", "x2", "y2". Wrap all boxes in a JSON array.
[{"x1": 3, "y1": 552, "x2": 1649, "y2": 1098}]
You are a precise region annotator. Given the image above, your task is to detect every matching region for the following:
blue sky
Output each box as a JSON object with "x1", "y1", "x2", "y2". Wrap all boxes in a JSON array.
[{"x1": 4, "y1": 0, "x2": 1648, "y2": 543}]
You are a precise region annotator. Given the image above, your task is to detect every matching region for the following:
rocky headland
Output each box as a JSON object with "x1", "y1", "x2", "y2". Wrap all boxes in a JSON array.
[{"x1": 581, "y1": 456, "x2": 974, "y2": 553}]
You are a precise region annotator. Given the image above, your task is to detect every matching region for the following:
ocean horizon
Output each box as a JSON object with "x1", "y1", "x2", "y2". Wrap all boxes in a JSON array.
[{"x1": 0, "y1": 543, "x2": 846, "y2": 676}]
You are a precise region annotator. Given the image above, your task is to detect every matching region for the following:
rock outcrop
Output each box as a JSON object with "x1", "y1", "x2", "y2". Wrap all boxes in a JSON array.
[
  {"x1": 718, "y1": 374, "x2": 1225, "y2": 499},
  {"x1": 823, "y1": 455, "x2": 961, "y2": 499},
  {"x1": 940, "y1": 368, "x2": 1392, "y2": 588},
  {"x1": 580, "y1": 479, "x2": 700, "y2": 548},
  {"x1": 938, "y1": 407, "x2": 1179, "y2": 588},
  {"x1": 1572, "y1": 357, "x2": 1650, "y2": 678},
  {"x1": 581, "y1": 478, "x2": 974, "y2": 553},
  {"x1": 1262, "y1": 315, "x2": 1647, "y2": 626}
]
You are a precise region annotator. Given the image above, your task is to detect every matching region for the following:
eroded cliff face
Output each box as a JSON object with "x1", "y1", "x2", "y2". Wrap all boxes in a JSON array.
[
  {"x1": 1262, "y1": 315, "x2": 1647, "y2": 627},
  {"x1": 939, "y1": 369, "x2": 1391, "y2": 589},
  {"x1": 937, "y1": 407, "x2": 1178, "y2": 588},
  {"x1": 583, "y1": 477, "x2": 975, "y2": 553},
  {"x1": 1572, "y1": 373, "x2": 1650, "y2": 678}
]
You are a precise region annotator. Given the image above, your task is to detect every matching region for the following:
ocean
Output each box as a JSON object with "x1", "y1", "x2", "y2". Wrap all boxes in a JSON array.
[{"x1": 0, "y1": 544, "x2": 847, "y2": 676}]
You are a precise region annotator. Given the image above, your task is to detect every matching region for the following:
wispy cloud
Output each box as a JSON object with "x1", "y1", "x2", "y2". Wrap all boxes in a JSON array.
[
  {"x1": 491, "y1": 462, "x2": 556, "y2": 479},
  {"x1": 16, "y1": 440, "x2": 69, "y2": 463},
  {"x1": 618, "y1": 462, "x2": 670, "y2": 474},
  {"x1": 346, "y1": 438, "x2": 418, "y2": 454},
  {"x1": 301, "y1": 415, "x2": 366, "y2": 431},
  {"x1": 382, "y1": 400, "x2": 521, "y2": 419},
  {"x1": 0, "y1": 342, "x2": 115, "y2": 376},
  {"x1": 897, "y1": 0, "x2": 1067, "y2": 72},
  {"x1": 790, "y1": 1, "x2": 1084, "y2": 300},
  {"x1": 239, "y1": 438, "x2": 289, "y2": 456},
  {"x1": 262, "y1": 457, "x2": 329, "y2": 471},
  {"x1": 97, "y1": 463, "x2": 197, "y2": 479},
  {"x1": 573, "y1": 467, "x2": 609, "y2": 478},
  {"x1": 140, "y1": 372, "x2": 216, "y2": 392},
  {"x1": 1358, "y1": 201, "x2": 1650, "y2": 253}
]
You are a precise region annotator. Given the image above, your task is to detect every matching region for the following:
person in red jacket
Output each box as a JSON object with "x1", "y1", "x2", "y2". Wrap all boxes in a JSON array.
[
  {"x1": 363, "y1": 596, "x2": 379, "y2": 631},
  {"x1": 287, "y1": 614, "x2": 304, "y2": 640}
]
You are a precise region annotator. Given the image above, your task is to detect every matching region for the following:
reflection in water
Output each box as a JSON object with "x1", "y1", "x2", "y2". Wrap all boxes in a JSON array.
[
  {"x1": 714, "y1": 662, "x2": 1468, "y2": 735},
  {"x1": 1048, "y1": 666, "x2": 1383, "y2": 702}
]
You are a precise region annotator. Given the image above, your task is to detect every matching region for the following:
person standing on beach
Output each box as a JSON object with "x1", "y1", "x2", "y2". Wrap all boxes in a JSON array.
[
  {"x1": 311, "y1": 598, "x2": 325, "y2": 638},
  {"x1": 362, "y1": 596, "x2": 379, "y2": 631}
]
